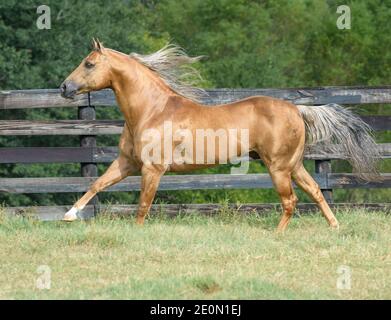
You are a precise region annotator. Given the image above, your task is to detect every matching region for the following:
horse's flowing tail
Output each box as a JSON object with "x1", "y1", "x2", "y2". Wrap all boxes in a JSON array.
[{"x1": 296, "y1": 103, "x2": 381, "y2": 182}]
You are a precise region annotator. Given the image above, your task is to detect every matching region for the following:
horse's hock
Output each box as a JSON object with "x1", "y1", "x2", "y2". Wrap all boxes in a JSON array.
[{"x1": 0, "y1": 87, "x2": 390, "y2": 220}]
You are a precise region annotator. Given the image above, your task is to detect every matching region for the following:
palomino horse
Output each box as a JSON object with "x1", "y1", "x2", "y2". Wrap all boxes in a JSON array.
[{"x1": 60, "y1": 39, "x2": 379, "y2": 231}]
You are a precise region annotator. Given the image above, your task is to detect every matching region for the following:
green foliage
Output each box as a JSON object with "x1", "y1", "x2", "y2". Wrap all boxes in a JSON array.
[{"x1": 0, "y1": 0, "x2": 390, "y2": 206}]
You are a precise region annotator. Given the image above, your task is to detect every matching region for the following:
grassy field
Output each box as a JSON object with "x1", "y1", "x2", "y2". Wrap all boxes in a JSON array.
[{"x1": 0, "y1": 207, "x2": 390, "y2": 299}]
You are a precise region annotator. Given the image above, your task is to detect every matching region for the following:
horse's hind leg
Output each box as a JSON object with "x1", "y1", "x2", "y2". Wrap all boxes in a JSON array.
[
  {"x1": 292, "y1": 165, "x2": 339, "y2": 228},
  {"x1": 269, "y1": 169, "x2": 298, "y2": 232}
]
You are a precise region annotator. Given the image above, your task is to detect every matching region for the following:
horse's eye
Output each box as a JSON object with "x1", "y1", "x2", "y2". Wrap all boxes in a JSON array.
[{"x1": 85, "y1": 61, "x2": 95, "y2": 69}]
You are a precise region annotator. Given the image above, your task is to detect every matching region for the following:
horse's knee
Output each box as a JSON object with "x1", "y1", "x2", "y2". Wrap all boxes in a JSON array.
[
  {"x1": 90, "y1": 185, "x2": 99, "y2": 194},
  {"x1": 90, "y1": 181, "x2": 105, "y2": 194}
]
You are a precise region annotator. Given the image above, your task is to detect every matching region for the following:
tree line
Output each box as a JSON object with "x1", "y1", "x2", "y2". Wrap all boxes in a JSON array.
[{"x1": 0, "y1": 0, "x2": 389, "y2": 206}]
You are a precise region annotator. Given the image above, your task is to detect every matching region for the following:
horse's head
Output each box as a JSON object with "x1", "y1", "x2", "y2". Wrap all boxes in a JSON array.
[{"x1": 60, "y1": 39, "x2": 112, "y2": 99}]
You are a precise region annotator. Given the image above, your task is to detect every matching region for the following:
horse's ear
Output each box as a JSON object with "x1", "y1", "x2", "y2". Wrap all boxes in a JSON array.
[
  {"x1": 92, "y1": 38, "x2": 98, "y2": 50},
  {"x1": 92, "y1": 38, "x2": 104, "y2": 52}
]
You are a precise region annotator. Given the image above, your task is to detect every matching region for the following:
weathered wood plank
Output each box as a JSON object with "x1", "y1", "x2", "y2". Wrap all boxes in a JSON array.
[
  {"x1": 1, "y1": 86, "x2": 391, "y2": 109},
  {"x1": 96, "y1": 145, "x2": 391, "y2": 162},
  {"x1": 0, "y1": 114, "x2": 388, "y2": 136},
  {"x1": 304, "y1": 143, "x2": 391, "y2": 160},
  {"x1": 199, "y1": 87, "x2": 391, "y2": 106},
  {"x1": 0, "y1": 89, "x2": 88, "y2": 109},
  {"x1": 0, "y1": 174, "x2": 326, "y2": 193},
  {"x1": 315, "y1": 159, "x2": 333, "y2": 202},
  {"x1": 0, "y1": 173, "x2": 390, "y2": 194},
  {"x1": 95, "y1": 144, "x2": 391, "y2": 162},
  {"x1": 3, "y1": 205, "x2": 95, "y2": 221},
  {"x1": 0, "y1": 120, "x2": 123, "y2": 135},
  {"x1": 0, "y1": 147, "x2": 93, "y2": 163},
  {"x1": 360, "y1": 116, "x2": 391, "y2": 131},
  {"x1": 1, "y1": 143, "x2": 390, "y2": 164},
  {"x1": 328, "y1": 174, "x2": 391, "y2": 189},
  {"x1": 93, "y1": 146, "x2": 119, "y2": 162},
  {"x1": 3, "y1": 203, "x2": 390, "y2": 221}
]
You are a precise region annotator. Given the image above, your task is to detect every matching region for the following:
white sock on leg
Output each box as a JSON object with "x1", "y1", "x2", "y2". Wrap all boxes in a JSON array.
[{"x1": 63, "y1": 207, "x2": 79, "y2": 221}]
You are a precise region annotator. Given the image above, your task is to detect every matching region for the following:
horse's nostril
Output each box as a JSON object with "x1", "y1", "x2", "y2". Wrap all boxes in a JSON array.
[
  {"x1": 60, "y1": 80, "x2": 78, "y2": 98},
  {"x1": 60, "y1": 82, "x2": 66, "y2": 94}
]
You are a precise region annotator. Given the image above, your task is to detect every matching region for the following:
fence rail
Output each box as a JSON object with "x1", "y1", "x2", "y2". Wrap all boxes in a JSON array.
[
  {"x1": 2, "y1": 86, "x2": 391, "y2": 109},
  {"x1": 0, "y1": 173, "x2": 390, "y2": 194},
  {"x1": 0, "y1": 116, "x2": 390, "y2": 135},
  {"x1": 0, "y1": 144, "x2": 390, "y2": 164},
  {"x1": 0, "y1": 86, "x2": 390, "y2": 220}
]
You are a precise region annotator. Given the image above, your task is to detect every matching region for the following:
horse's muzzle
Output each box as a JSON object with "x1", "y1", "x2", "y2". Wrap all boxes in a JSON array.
[{"x1": 60, "y1": 80, "x2": 79, "y2": 99}]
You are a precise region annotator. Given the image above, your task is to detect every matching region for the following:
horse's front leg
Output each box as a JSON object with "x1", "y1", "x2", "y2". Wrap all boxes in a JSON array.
[
  {"x1": 63, "y1": 154, "x2": 137, "y2": 221},
  {"x1": 136, "y1": 164, "x2": 166, "y2": 225}
]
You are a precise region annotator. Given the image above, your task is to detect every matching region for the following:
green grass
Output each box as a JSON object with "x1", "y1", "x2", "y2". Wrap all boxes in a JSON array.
[{"x1": 0, "y1": 208, "x2": 390, "y2": 299}]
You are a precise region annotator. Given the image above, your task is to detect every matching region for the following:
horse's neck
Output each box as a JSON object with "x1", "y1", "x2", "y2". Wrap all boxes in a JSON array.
[{"x1": 110, "y1": 56, "x2": 174, "y2": 128}]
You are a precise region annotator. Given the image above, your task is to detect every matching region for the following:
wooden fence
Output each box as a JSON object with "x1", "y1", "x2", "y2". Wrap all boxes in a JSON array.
[{"x1": 1, "y1": 86, "x2": 390, "y2": 220}]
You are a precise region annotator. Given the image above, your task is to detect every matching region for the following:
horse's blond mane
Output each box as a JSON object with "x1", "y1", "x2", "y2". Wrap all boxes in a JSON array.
[{"x1": 130, "y1": 44, "x2": 207, "y2": 102}]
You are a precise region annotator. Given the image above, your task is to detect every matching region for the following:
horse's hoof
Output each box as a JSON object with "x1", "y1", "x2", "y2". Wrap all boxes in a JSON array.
[
  {"x1": 62, "y1": 207, "x2": 78, "y2": 222},
  {"x1": 330, "y1": 222, "x2": 340, "y2": 230},
  {"x1": 135, "y1": 218, "x2": 145, "y2": 226}
]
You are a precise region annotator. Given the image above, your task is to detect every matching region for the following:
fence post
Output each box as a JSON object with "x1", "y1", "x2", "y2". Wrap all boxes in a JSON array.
[
  {"x1": 315, "y1": 159, "x2": 333, "y2": 203},
  {"x1": 78, "y1": 93, "x2": 99, "y2": 215}
]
